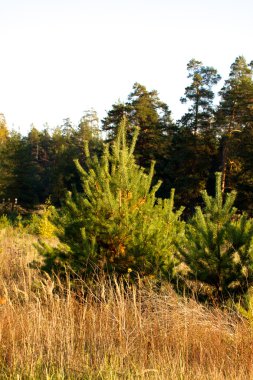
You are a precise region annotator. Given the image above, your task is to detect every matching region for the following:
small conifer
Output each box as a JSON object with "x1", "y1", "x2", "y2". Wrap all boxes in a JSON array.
[
  {"x1": 178, "y1": 172, "x2": 253, "y2": 303},
  {"x1": 40, "y1": 118, "x2": 184, "y2": 278}
]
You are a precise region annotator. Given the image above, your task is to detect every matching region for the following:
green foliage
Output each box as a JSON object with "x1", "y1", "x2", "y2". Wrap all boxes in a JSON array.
[
  {"x1": 178, "y1": 172, "x2": 253, "y2": 303},
  {"x1": 0, "y1": 112, "x2": 103, "y2": 209},
  {"x1": 27, "y1": 201, "x2": 56, "y2": 238},
  {"x1": 39, "y1": 118, "x2": 184, "y2": 278},
  {"x1": 173, "y1": 59, "x2": 221, "y2": 208},
  {"x1": 236, "y1": 287, "x2": 253, "y2": 325},
  {"x1": 0, "y1": 215, "x2": 11, "y2": 229},
  {"x1": 218, "y1": 56, "x2": 253, "y2": 129},
  {"x1": 216, "y1": 56, "x2": 253, "y2": 193},
  {"x1": 1, "y1": 58, "x2": 253, "y2": 215},
  {"x1": 102, "y1": 83, "x2": 174, "y2": 199},
  {"x1": 180, "y1": 58, "x2": 221, "y2": 134},
  {"x1": 0, "y1": 113, "x2": 8, "y2": 144}
]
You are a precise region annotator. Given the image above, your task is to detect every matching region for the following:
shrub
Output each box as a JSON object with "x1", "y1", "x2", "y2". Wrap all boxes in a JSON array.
[
  {"x1": 27, "y1": 202, "x2": 56, "y2": 239},
  {"x1": 0, "y1": 214, "x2": 11, "y2": 229}
]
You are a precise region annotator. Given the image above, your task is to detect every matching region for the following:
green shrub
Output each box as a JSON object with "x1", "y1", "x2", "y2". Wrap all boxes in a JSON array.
[
  {"x1": 0, "y1": 214, "x2": 11, "y2": 229},
  {"x1": 27, "y1": 202, "x2": 56, "y2": 238},
  {"x1": 39, "y1": 118, "x2": 184, "y2": 278}
]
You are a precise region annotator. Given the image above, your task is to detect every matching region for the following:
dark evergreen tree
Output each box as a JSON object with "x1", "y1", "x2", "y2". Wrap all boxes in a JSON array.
[
  {"x1": 0, "y1": 129, "x2": 44, "y2": 207},
  {"x1": 45, "y1": 111, "x2": 103, "y2": 204},
  {"x1": 74, "y1": 109, "x2": 103, "y2": 165},
  {"x1": 101, "y1": 101, "x2": 131, "y2": 141},
  {"x1": 102, "y1": 83, "x2": 175, "y2": 197},
  {"x1": 216, "y1": 56, "x2": 253, "y2": 193},
  {"x1": 172, "y1": 59, "x2": 221, "y2": 209},
  {"x1": 180, "y1": 59, "x2": 221, "y2": 134},
  {"x1": 229, "y1": 123, "x2": 253, "y2": 214}
]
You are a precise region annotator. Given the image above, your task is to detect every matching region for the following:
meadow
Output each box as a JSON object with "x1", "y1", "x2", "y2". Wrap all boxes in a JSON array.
[{"x1": 0, "y1": 227, "x2": 252, "y2": 379}]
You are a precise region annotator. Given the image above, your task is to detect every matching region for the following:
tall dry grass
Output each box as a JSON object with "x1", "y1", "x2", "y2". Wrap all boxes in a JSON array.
[{"x1": 0, "y1": 227, "x2": 252, "y2": 379}]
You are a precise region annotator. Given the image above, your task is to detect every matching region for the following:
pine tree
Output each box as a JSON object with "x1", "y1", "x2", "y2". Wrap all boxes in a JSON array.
[
  {"x1": 102, "y1": 83, "x2": 174, "y2": 172},
  {"x1": 178, "y1": 172, "x2": 253, "y2": 303},
  {"x1": 102, "y1": 83, "x2": 175, "y2": 199},
  {"x1": 173, "y1": 59, "x2": 221, "y2": 208},
  {"x1": 233, "y1": 124, "x2": 253, "y2": 214},
  {"x1": 216, "y1": 56, "x2": 253, "y2": 192},
  {"x1": 0, "y1": 131, "x2": 43, "y2": 207},
  {"x1": 180, "y1": 58, "x2": 221, "y2": 134},
  {"x1": 40, "y1": 118, "x2": 184, "y2": 278}
]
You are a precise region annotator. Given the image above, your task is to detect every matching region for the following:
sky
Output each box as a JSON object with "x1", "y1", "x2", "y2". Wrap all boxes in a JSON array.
[{"x1": 0, "y1": 0, "x2": 253, "y2": 134}]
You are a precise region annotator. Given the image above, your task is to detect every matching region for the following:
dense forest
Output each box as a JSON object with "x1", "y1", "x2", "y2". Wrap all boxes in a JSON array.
[{"x1": 1, "y1": 56, "x2": 253, "y2": 214}]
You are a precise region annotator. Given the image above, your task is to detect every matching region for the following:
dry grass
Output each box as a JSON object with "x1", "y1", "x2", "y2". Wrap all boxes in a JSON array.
[{"x1": 0, "y1": 227, "x2": 252, "y2": 379}]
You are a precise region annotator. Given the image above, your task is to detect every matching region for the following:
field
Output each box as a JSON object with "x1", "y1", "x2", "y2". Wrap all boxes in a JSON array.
[{"x1": 0, "y1": 227, "x2": 252, "y2": 379}]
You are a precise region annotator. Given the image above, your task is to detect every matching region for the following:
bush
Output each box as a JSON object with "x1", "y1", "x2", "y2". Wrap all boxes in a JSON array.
[
  {"x1": 27, "y1": 202, "x2": 56, "y2": 239},
  {"x1": 0, "y1": 214, "x2": 11, "y2": 229}
]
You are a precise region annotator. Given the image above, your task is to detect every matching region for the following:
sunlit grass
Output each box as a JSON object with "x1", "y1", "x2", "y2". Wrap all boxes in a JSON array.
[{"x1": 0, "y1": 227, "x2": 252, "y2": 379}]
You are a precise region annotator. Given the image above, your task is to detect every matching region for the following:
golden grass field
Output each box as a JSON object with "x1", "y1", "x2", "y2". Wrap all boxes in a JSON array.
[{"x1": 0, "y1": 227, "x2": 252, "y2": 379}]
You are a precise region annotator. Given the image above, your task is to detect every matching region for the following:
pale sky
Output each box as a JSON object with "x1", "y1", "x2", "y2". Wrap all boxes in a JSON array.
[{"x1": 0, "y1": 0, "x2": 252, "y2": 134}]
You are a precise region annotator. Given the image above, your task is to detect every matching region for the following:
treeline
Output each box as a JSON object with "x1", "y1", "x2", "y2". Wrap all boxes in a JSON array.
[
  {"x1": 0, "y1": 110, "x2": 103, "y2": 209},
  {"x1": 1, "y1": 56, "x2": 253, "y2": 214}
]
